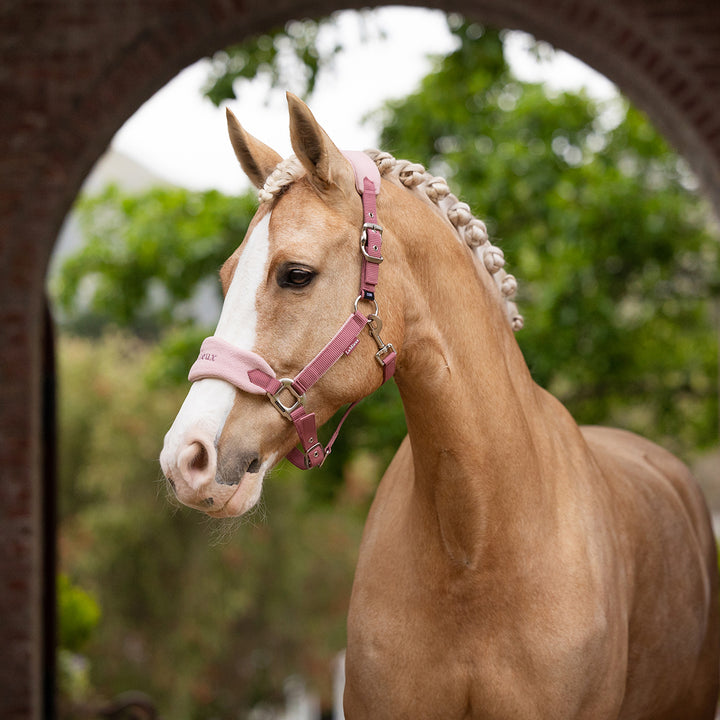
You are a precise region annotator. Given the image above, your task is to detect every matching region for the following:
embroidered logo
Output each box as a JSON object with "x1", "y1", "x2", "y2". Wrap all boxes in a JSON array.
[
  {"x1": 199, "y1": 352, "x2": 217, "y2": 362},
  {"x1": 344, "y1": 338, "x2": 360, "y2": 356}
]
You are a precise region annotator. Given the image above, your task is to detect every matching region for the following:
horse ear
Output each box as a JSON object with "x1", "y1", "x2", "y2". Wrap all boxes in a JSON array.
[
  {"x1": 286, "y1": 92, "x2": 355, "y2": 193},
  {"x1": 226, "y1": 108, "x2": 282, "y2": 189}
]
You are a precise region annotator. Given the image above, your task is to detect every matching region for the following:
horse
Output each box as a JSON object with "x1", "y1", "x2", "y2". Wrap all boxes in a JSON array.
[{"x1": 160, "y1": 93, "x2": 719, "y2": 719}]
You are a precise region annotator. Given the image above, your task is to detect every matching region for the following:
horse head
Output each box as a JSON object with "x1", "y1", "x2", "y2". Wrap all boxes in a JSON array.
[{"x1": 160, "y1": 94, "x2": 405, "y2": 517}]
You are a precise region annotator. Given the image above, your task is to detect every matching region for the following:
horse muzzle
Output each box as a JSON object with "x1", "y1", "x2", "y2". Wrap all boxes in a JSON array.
[{"x1": 160, "y1": 429, "x2": 269, "y2": 517}]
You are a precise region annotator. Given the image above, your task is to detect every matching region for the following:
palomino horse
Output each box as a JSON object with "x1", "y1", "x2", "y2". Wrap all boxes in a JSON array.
[{"x1": 160, "y1": 93, "x2": 719, "y2": 719}]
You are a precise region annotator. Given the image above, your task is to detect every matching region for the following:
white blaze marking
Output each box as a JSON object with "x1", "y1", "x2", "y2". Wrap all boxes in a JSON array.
[
  {"x1": 162, "y1": 213, "x2": 271, "y2": 456},
  {"x1": 215, "y1": 212, "x2": 271, "y2": 348}
]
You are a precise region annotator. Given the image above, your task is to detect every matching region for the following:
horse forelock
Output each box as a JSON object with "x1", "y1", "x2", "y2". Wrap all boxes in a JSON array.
[
  {"x1": 258, "y1": 155, "x2": 306, "y2": 204},
  {"x1": 257, "y1": 150, "x2": 524, "y2": 332}
]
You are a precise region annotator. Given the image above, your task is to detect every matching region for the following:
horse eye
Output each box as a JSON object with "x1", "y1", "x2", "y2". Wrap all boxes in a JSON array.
[{"x1": 277, "y1": 265, "x2": 315, "y2": 289}]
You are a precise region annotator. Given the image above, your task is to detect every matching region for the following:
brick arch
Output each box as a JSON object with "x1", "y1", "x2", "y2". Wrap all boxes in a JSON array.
[{"x1": 2, "y1": 1, "x2": 718, "y2": 717}]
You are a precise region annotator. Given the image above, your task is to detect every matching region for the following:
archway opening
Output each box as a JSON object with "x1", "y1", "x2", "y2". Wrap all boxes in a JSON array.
[{"x1": 46, "y1": 7, "x2": 719, "y2": 718}]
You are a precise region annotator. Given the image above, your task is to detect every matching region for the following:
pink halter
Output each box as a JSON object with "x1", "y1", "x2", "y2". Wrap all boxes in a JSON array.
[{"x1": 187, "y1": 152, "x2": 397, "y2": 469}]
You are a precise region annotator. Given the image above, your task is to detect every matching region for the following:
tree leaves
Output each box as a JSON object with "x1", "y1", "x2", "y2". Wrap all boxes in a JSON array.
[{"x1": 378, "y1": 21, "x2": 719, "y2": 452}]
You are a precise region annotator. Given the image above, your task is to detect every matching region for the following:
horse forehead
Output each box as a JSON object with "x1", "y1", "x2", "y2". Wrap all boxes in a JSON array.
[
  {"x1": 268, "y1": 180, "x2": 361, "y2": 248},
  {"x1": 220, "y1": 205, "x2": 273, "y2": 291}
]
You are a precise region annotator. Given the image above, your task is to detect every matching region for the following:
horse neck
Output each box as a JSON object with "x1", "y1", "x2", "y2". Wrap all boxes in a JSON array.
[{"x1": 384, "y1": 191, "x2": 568, "y2": 565}]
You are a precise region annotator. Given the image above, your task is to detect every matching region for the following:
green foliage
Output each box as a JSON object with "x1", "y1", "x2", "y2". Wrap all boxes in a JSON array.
[
  {"x1": 57, "y1": 574, "x2": 101, "y2": 708},
  {"x1": 57, "y1": 574, "x2": 101, "y2": 653},
  {"x1": 378, "y1": 19, "x2": 720, "y2": 452},
  {"x1": 52, "y1": 185, "x2": 258, "y2": 338},
  {"x1": 58, "y1": 334, "x2": 367, "y2": 716},
  {"x1": 204, "y1": 17, "x2": 335, "y2": 105},
  {"x1": 202, "y1": 11, "x2": 383, "y2": 106}
]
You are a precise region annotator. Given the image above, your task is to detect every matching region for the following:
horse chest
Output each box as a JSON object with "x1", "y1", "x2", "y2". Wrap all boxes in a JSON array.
[
  {"x1": 345, "y1": 481, "x2": 628, "y2": 719},
  {"x1": 345, "y1": 571, "x2": 623, "y2": 720}
]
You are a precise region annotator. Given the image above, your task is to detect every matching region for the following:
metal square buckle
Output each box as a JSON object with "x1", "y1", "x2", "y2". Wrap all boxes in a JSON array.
[
  {"x1": 361, "y1": 223, "x2": 384, "y2": 264},
  {"x1": 304, "y1": 442, "x2": 325, "y2": 468},
  {"x1": 267, "y1": 378, "x2": 305, "y2": 420}
]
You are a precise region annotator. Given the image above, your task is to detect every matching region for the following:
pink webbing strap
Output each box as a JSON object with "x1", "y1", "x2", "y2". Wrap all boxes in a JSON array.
[
  {"x1": 293, "y1": 312, "x2": 368, "y2": 394},
  {"x1": 380, "y1": 347, "x2": 397, "y2": 383},
  {"x1": 342, "y1": 151, "x2": 382, "y2": 299},
  {"x1": 284, "y1": 401, "x2": 358, "y2": 469},
  {"x1": 359, "y1": 180, "x2": 382, "y2": 298}
]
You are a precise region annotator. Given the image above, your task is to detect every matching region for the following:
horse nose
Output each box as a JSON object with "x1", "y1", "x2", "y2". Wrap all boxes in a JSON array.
[
  {"x1": 164, "y1": 435, "x2": 219, "y2": 509},
  {"x1": 179, "y1": 439, "x2": 214, "y2": 485}
]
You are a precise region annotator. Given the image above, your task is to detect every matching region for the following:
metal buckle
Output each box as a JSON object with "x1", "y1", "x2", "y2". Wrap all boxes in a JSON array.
[
  {"x1": 375, "y1": 343, "x2": 396, "y2": 367},
  {"x1": 360, "y1": 223, "x2": 383, "y2": 264},
  {"x1": 267, "y1": 378, "x2": 305, "y2": 420},
  {"x1": 304, "y1": 442, "x2": 325, "y2": 468},
  {"x1": 366, "y1": 313, "x2": 384, "y2": 347},
  {"x1": 354, "y1": 295, "x2": 379, "y2": 316}
]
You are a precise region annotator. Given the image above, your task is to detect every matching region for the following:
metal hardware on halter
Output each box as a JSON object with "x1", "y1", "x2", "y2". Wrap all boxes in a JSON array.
[
  {"x1": 267, "y1": 378, "x2": 305, "y2": 420},
  {"x1": 375, "y1": 342, "x2": 396, "y2": 367},
  {"x1": 354, "y1": 295, "x2": 379, "y2": 317},
  {"x1": 361, "y1": 223, "x2": 384, "y2": 264},
  {"x1": 367, "y1": 314, "x2": 395, "y2": 367},
  {"x1": 304, "y1": 442, "x2": 324, "y2": 468}
]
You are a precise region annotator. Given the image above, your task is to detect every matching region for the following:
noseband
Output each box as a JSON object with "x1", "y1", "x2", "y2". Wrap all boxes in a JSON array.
[{"x1": 187, "y1": 152, "x2": 397, "y2": 469}]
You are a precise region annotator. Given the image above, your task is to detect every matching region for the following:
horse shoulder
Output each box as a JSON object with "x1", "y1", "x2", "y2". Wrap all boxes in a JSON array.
[
  {"x1": 580, "y1": 425, "x2": 719, "y2": 718},
  {"x1": 580, "y1": 425, "x2": 714, "y2": 555}
]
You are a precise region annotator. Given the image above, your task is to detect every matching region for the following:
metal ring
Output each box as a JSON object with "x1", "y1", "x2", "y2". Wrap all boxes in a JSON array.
[{"x1": 354, "y1": 295, "x2": 379, "y2": 316}]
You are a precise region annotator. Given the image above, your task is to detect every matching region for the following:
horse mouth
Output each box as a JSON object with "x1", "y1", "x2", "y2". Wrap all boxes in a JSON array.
[
  {"x1": 205, "y1": 480, "x2": 262, "y2": 517},
  {"x1": 204, "y1": 453, "x2": 275, "y2": 518}
]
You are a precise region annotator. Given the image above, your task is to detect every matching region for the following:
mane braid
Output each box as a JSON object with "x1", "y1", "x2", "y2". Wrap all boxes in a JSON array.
[{"x1": 258, "y1": 151, "x2": 524, "y2": 332}]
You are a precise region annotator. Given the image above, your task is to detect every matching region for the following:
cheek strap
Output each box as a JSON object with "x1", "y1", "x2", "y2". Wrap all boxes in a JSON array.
[{"x1": 188, "y1": 310, "x2": 394, "y2": 469}]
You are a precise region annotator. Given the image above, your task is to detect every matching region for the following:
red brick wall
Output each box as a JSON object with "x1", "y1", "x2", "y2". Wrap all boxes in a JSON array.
[{"x1": 1, "y1": 1, "x2": 718, "y2": 717}]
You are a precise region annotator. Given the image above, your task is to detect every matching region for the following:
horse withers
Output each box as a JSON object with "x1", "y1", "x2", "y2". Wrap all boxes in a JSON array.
[{"x1": 160, "y1": 94, "x2": 719, "y2": 719}]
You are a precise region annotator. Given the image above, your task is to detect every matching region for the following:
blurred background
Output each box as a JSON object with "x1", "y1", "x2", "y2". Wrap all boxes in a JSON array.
[{"x1": 47, "y1": 8, "x2": 719, "y2": 719}]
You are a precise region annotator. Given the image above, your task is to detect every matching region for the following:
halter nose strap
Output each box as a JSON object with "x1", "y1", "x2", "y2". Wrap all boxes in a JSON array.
[
  {"x1": 187, "y1": 150, "x2": 395, "y2": 470},
  {"x1": 188, "y1": 337, "x2": 275, "y2": 393}
]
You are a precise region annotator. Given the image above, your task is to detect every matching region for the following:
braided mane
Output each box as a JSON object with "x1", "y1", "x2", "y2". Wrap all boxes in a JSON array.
[{"x1": 258, "y1": 151, "x2": 524, "y2": 332}]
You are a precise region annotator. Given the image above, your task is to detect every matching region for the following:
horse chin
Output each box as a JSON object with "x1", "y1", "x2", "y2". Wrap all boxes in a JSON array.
[{"x1": 206, "y1": 453, "x2": 276, "y2": 518}]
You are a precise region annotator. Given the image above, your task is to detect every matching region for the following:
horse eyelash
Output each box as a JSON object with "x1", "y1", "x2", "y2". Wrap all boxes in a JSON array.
[{"x1": 276, "y1": 264, "x2": 316, "y2": 289}]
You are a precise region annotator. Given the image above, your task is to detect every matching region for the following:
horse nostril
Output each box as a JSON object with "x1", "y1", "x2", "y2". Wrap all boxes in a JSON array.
[
  {"x1": 176, "y1": 438, "x2": 218, "y2": 493},
  {"x1": 189, "y1": 442, "x2": 209, "y2": 472},
  {"x1": 217, "y1": 453, "x2": 262, "y2": 485}
]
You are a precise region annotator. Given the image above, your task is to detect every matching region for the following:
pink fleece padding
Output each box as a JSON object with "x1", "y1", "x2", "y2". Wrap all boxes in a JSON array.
[
  {"x1": 341, "y1": 151, "x2": 381, "y2": 195},
  {"x1": 188, "y1": 336, "x2": 276, "y2": 394}
]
